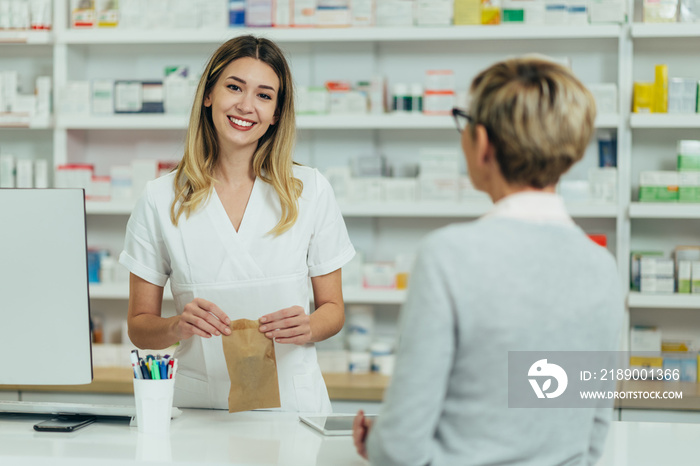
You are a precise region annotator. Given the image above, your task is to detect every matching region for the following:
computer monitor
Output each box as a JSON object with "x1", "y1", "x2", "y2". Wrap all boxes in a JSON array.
[{"x1": 0, "y1": 188, "x2": 92, "y2": 385}]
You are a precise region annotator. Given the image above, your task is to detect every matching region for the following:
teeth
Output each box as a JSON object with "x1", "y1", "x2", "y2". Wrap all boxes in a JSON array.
[{"x1": 229, "y1": 116, "x2": 254, "y2": 127}]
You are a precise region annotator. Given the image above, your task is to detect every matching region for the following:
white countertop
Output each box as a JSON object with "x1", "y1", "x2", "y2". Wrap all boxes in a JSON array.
[
  {"x1": 0, "y1": 409, "x2": 365, "y2": 466},
  {"x1": 2, "y1": 409, "x2": 700, "y2": 465}
]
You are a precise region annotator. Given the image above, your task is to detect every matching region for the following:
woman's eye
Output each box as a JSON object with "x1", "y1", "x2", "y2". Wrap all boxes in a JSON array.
[
  {"x1": 259, "y1": 93, "x2": 271, "y2": 100},
  {"x1": 228, "y1": 84, "x2": 240, "y2": 91}
]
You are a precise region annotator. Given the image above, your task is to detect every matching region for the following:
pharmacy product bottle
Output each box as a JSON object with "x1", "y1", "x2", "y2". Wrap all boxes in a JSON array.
[
  {"x1": 410, "y1": 83, "x2": 423, "y2": 113},
  {"x1": 392, "y1": 83, "x2": 410, "y2": 112}
]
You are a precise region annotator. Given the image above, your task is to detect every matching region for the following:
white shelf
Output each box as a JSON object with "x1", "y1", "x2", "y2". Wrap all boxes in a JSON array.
[
  {"x1": 57, "y1": 25, "x2": 621, "y2": 45},
  {"x1": 631, "y1": 23, "x2": 700, "y2": 38},
  {"x1": 629, "y1": 202, "x2": 700, "y2": 219},
  {"x1": 86, "y1": 199, "x2": 617, "y2": 218},
  {"x1": 628, "y1": 292, "x2": 700, "y2": 309},
  {"x1": 340, "y1": 201, "x2": 617, "y2": 218},
  {"x1": 86, "y1": 200, "x2": 135, "y2": 214},
  {"x1": 0, "y1": 115, "x2": 52, "y2": 129},
  {"x1": 89, "y1": 282, "x2": 406, "y2": 304},
  {"x1": 57, "y1": 114, "x2": 189, "y2": 130},
  {"x1": 58, "y1": 113, "x2": 619, "y2": 131},
  {"x1": 630, "y1": 114, "x2": 700, "y2": 129},
  {"x1": 0, "y1": 30, "x2": 52, "y2": 44},
  {"x1": 89, "y1": 282, "x2": 174, "y2": 301},
  {"x1": 341, "y1": 288, "x2": 407, "y2": 304}
]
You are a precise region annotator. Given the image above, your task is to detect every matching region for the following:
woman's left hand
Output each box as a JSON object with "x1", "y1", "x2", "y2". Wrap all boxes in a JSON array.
[{"x1": 259, "y1": 305, "x2": 312, "y2": 345}]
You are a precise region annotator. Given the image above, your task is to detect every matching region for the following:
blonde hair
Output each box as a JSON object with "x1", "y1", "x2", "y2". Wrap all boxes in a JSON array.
[
  {"x1": 468, "y1": 56, "x2": 596, "y2": 188},
  {"x1": 171, "y1": 35, "x2": 302, "y2": 236}
]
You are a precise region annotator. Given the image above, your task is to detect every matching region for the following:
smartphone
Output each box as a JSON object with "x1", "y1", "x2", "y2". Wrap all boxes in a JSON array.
[{"x1": 33, "y1": 415, "x2": 97, "y2": 432}]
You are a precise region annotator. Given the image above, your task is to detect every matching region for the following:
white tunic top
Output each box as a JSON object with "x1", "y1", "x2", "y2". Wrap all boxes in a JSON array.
[{"x1": 119, "y1": 165, "x2": 355, "y2": 413}]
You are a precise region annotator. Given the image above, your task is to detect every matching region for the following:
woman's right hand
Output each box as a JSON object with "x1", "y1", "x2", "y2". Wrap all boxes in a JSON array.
[{"x1": 175, "y1": 298, "x2": 232, "y2": 340}]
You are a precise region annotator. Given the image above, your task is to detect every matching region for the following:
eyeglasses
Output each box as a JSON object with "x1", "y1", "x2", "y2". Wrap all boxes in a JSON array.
[{"x1": 451, "y1": 107, "x2": 473, "y2": 134}]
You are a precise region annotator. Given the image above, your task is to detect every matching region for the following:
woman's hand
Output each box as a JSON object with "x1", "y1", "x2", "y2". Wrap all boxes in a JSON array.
[
  {"x1": 259, "y1": 305, "x2": 311, "y2": 345},
  {"x1": 353, "y1": 409, "x2": 373, "y2": 460},
  {"x1": 176, "y1": 298, "x2": 231, "y2": 340}
]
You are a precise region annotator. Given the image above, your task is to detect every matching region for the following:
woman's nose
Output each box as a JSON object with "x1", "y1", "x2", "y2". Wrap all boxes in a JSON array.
[{"x1": 235, "y1": 92, "x2": 254, "y2": 113}]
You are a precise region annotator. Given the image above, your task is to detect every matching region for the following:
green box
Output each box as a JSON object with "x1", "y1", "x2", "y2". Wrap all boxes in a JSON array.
[
  {"x1": 639, "y1": 186, "x2": 679, "y2": 202},
  {"x1": 502, "y1": 9, "x2": 525, "y2": 22},
  {"x1": 678, "y1": 155, "x2": 700, "y2": 171},
  {"x1": 679, "y1": 187, "x2": 700, "y2": 202}
]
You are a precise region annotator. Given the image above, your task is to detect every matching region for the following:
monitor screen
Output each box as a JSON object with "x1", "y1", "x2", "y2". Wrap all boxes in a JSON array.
[{"x1": 0, "y1": 189, "x2": 92, "y2": 385}]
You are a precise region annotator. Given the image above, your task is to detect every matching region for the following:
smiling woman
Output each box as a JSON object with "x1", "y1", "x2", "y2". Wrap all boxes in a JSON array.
[
  {"x1": 204, "y1": 57, "x2": 280, "y2": 165},
  {"x1": 119, "y1": 35, "x2": 356, "y2": 413}
]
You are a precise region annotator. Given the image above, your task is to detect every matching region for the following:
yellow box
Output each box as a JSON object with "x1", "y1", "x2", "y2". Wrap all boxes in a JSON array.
[
  {"x1": 454, "y1": 0, "x2": 481, "y2": 25},
  {"x1": 653, "y1": 64, "x2": 668, "y2": 113},
  {"x1": 629, "y1": 356, "x2": 664, "y2": 368},
  {"x1": 481, "y1": 1, "x2": 501, "y2": 24},
  {"x1": 633, "y1": 82, "x2": 655, "y2": 113},
  {"x1": 661, "y1": 341, "x2": 691, "y2": 352}
]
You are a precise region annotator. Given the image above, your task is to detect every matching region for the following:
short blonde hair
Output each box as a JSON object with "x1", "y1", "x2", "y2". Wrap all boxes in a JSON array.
[
  {"x1": 171, "y1": 35, "x2": 302, "y2": 236},
  {"x1": 468, "y1": 57, "x2": 596, "y2": 188}
]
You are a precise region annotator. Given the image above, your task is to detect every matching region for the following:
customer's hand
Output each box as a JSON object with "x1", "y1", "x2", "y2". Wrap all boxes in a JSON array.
[
  {"x1": 259, "y1": 305, "x2": 311, "y2": 345},
  {"x1": 353, "y1": 410, "x2": 373, "y2": 460},
  {"x1": 176, "y1": 298, "x2": 231, "y2": 340}
]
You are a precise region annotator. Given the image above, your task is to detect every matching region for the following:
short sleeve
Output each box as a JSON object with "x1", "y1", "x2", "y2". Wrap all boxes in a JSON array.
[
  {"x1": 306, "y1": 170, "x2": 355, "y2": 277},
  {"x1": 118, "y1": 185, "x2": 171, "y2": 287}
]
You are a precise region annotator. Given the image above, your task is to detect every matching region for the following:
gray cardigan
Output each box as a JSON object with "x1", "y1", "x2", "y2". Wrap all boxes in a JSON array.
[{"x1": 367, "y1": 217, "x2": 624, "y2": 466}]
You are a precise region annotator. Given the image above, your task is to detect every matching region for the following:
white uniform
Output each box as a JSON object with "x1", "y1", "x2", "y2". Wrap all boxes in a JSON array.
[{"x1": 119, "y1": 165, "x2": 355, "y2": 413}]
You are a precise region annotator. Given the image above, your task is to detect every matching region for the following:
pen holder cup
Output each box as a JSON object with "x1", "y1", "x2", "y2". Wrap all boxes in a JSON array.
[{"x1": 133, "y1": 377, "x2": 175, "y2": 435}]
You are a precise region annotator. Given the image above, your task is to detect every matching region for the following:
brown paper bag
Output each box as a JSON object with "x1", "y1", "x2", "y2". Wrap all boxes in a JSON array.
[{"x1": 222, "y1": 319, "x2": 281, "y2": 413}]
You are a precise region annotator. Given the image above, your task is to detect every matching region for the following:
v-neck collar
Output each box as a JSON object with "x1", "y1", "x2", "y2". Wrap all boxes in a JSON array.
[{"x1": 210, "y1": 175, "x2": 260, "y2": 237}]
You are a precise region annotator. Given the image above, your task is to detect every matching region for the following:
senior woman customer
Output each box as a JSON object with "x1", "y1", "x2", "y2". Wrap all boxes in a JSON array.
[{"x1": 353, "y1": 57, "x2": 624, "y2": 465}]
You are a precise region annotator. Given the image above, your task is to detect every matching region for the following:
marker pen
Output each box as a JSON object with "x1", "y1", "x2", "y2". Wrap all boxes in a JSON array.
[
  {"x1": 130, "y1": 351, "x2": 142, "y2": 379},
  {"x1": 159, "y1": 360, "x2": 167, "y2": 380},
  {"x1": 139, "y1": 359, "x2": 150, "y2": 379}
]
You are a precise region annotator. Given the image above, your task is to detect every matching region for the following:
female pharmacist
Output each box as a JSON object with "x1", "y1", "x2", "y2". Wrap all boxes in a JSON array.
[
  {"x1": 353, "y1": 57, "x2": 624, "y2": 465},
  {"x1": 119, "y1": 36, "x2": 354, "y2": 412}
]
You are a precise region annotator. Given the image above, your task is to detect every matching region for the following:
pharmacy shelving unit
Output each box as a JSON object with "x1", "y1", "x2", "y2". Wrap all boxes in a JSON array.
[
  {"x1": 12, "y1": 4, "x2": 629, "y2": 342},
  {"x1": 19, "y1": 0, "x2": 689, "y2": 407},
  {"x1": 621, "y1": 22, "x2": 700, "y2": 418}
]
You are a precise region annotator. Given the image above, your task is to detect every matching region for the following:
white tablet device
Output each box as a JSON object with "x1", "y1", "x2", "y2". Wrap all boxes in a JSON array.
[{"x1": 299, "y1": 414, "x2": 378, "y2": 436}]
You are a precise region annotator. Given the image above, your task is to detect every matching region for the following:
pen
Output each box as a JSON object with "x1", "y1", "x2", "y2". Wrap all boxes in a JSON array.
[
  {"x1": 130, "y1": 351, "x2": 142, "y2": 379},
  {"x1": 168, "y1": 359, "x2": 175, "y2": 379},
  {"x1": 151, "y1": 360, "x2": 160, "y2": 380},
  {"x1": 159, "y1": 360, "x2": 167, "y2": 380},
  {"x1": 139, "y1": 359, "x2": 150, "y2": 379}
]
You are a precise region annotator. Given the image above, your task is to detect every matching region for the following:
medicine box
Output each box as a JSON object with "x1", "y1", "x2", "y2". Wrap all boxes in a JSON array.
[
  {"x1": 92, "y1": 80, "x2": 114, "y2": 115},
  {"x1": 589, "y1": 167, "x2": 617, "y2": 203},
  {"x1": 640, "y1": 277, "x2": 675, "y2": 293},
  {"x1": 316, "y1": 0, "x2": 351, "y2": 27},
  {"x1": 640, "y1": 257, "x2": 674, "y2": 277},
  {"x1": 668, "y1": 78, "x2": 698, "y2": 114},
  {"x1": 633, "y1": 82, "x2": 654, "y2": 113},
  {"x1": 454, "y1": 0, "x2": 481, "y2": 24},
  {"x1": 589, "y1": 0, "x2": 626, "y2": 22},
  {"x1": 383, "y1": 178, "x2": 418, "y2": 202},
  {"x1": 678, "y1": 261, "x2": 692, "y2": 293},
  {"x1": 692, "y1": 261, "x2": 700, "y2": 293},
  {"x1": 639, "y1": 171, "x2": 679, "y2": 202},
  {"x1": 679, "y1": 172, "x2": 700, "y2": 202},
  {"x1": 246, "y1": 0, "x2": 273, "y2": 27},
  {"x1": 643, "y1": 0, "x2": 679, "y2": 22},
  {"x1": 588, "y1": 84, "x2": 618, "y2": 114},
  {"x1": 629, "y1": 355, "x2": 663, "y2": 371},
  {"x1": 630, "y1": 327, "x2": 662, "y2": 353},
  {"x1": 630, "y1": 251, "x2": 664, "y2": 291},
  {"x1": 415, "y1": 0, "x2": 453, "y2": 26},
  {"x1": 141, "y1": 81, "x2": 165, "y2": 113},
  {"x1": 114, "y1": 81, "x2": 142, "y2": 113}
]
